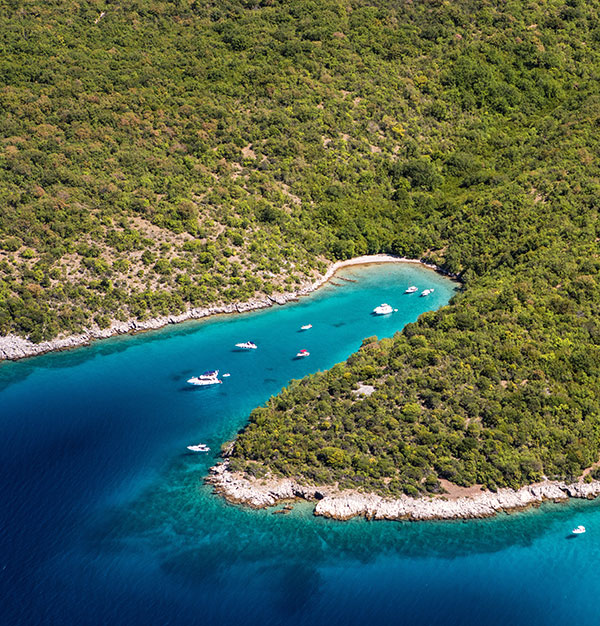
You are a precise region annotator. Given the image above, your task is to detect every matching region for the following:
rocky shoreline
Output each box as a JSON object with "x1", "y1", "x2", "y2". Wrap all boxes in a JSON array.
[
  {"x1": 207, "y1": 461, "x2": 600, "y2": 521},
  {"x1": 0, "y1": 254, "x2": 448, "y2": 361}
]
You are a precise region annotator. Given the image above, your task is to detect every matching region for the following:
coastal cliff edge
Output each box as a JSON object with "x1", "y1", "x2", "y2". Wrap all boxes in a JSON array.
[{"x1": 207, "y1": 460, "x2": 600, "y2": 521}]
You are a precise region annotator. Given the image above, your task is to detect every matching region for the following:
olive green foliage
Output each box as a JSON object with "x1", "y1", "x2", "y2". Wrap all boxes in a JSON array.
[
  {"x1": 2, "y1": 0, "x2": 600, "y2": 491},
  {"x1": 221, "y1": 0, "x2": 600, "y2": 493}
]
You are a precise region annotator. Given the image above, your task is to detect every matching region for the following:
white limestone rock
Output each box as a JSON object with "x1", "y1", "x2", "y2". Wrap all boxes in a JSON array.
[{"x1": 207, "y1": 461, "x2": 600, "y2": 521}]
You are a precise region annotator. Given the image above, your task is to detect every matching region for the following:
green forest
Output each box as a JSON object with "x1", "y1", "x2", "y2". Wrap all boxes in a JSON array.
[{"x1": 2, "y1": 0, "x2": 600, "y2": 492}]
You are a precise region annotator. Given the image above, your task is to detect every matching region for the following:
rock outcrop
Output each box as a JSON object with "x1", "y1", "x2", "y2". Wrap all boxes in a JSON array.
[
  {"x1": 207, "y1": 461, "x2": 600, "y2": 521},
  {"x1": 207, "y1": 462, "x2": 323, "y2": 508}
]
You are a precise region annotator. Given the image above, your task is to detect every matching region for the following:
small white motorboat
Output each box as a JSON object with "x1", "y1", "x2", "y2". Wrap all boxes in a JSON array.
[
  {"x1": 420, "y1": 288, "x2": 434, "y2": 297},
  {"x1": 222, "y1": 373, "x2": 231, "y2": 377},
  {"x1": 300, "y1": 324, "x2": 313, "y2": 331},
  {"x1": 295, "y1": 349, "x2": 310, "y2": 358},
  {"x1": 187, "y1": 370, "x2": 221, "y2": 386},
  {"x1": 187, "y1": 443, "x2": 210, "y2": 452},
  {"x1": 235, "y1": 341, "x2": 257, "y2": 350},
  {"x1": 405, "y1": 286, "x2": 418, "y2": 294},
  {"x1": 372, "y1": 303, "x2": 394, "y2": 315},
  {"x1": 572, "y1": 525, "x2": 586, "y2": 535}
]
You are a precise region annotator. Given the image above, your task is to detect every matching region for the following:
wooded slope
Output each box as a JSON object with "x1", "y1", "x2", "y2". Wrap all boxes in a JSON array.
[{"x1": 2, "y1": 0, "x2": 600, "y2": 490}]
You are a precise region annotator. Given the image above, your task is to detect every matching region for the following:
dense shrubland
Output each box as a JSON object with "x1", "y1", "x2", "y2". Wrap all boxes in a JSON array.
[{"x1": 2, "y1": 0, "x2": 600, "y2": 490}]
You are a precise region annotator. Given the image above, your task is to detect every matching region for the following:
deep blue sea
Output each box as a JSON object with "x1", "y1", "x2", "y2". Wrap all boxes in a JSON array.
[{"x1": 2, "y1": 263, "x2": 599, "y2": 626}]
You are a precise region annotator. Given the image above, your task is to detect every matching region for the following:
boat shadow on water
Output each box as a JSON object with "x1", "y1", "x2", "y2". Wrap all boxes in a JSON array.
[{"x1": 170, "y1": 370, "x2": 193, "y2": 381}]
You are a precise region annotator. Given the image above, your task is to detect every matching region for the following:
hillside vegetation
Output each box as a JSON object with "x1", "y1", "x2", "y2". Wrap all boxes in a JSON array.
[{"x1": 2, "y1": 0, "x2": 600, "y2": 491}]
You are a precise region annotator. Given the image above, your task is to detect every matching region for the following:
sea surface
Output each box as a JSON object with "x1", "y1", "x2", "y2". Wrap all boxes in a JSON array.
[{"x1": 1, "y1": 263, "x2": 599, "y2": 626}]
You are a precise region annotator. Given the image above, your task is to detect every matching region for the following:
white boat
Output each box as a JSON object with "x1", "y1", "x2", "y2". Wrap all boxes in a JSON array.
[
  {"x1": 295, "y1": 349, "x2": 310, "y2": 358},
  {"x1": 405, "y1": 286, "x2": 418, "y2": 294},
  {"x1": 187, "y1": 370, "x2": 221, "y2": 386},
  {"x1": 187, "y1": 443, "x2": 210, "y2": 452},
  {"x1": 300, "y1": 324, "x2": 313, "y2": 331},
  {"x1": 420, "y1": 288, "x2": 435, "y2": 297},
  {"x1": 222, "y1": 373, "x2": 231, "y2": 377},
  {"x1": 572, "y1": 525, "x2": 586, "y2": 535},
  {"x1": 373, "y1": 303, "x2": 393, "y2": 315},
  {"x1": 235, "y1": 341, "x2": 257, "y2": 350}
]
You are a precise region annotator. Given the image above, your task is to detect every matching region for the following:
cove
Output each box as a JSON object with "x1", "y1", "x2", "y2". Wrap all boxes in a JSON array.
[{"x1": 2, "y1": 263, "x2": 599, "y2": 626}]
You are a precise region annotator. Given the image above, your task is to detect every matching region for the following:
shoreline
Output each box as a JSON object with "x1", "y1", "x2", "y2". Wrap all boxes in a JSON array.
[
  {"x1": 0, "y1": 254, "x2": 453, "y2": 362},
  {"x1": 207, "y1": 461, "x2": 600, "y2": 521}
]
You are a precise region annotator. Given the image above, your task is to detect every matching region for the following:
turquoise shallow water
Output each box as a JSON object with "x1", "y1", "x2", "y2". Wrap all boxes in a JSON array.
[{"x1": 1, "y1": 263, "x2": 598, "y2": 625}]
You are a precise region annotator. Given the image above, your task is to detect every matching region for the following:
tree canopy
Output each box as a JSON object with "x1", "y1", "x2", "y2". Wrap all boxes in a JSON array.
[{"x1": 2, "y1": 0, "x2": 600, "y2": 491}]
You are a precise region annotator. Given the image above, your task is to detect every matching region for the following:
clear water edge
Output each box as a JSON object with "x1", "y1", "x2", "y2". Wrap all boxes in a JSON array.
[{"x1": 2, "y1": 263, "x2": 599, "y2": 625}]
